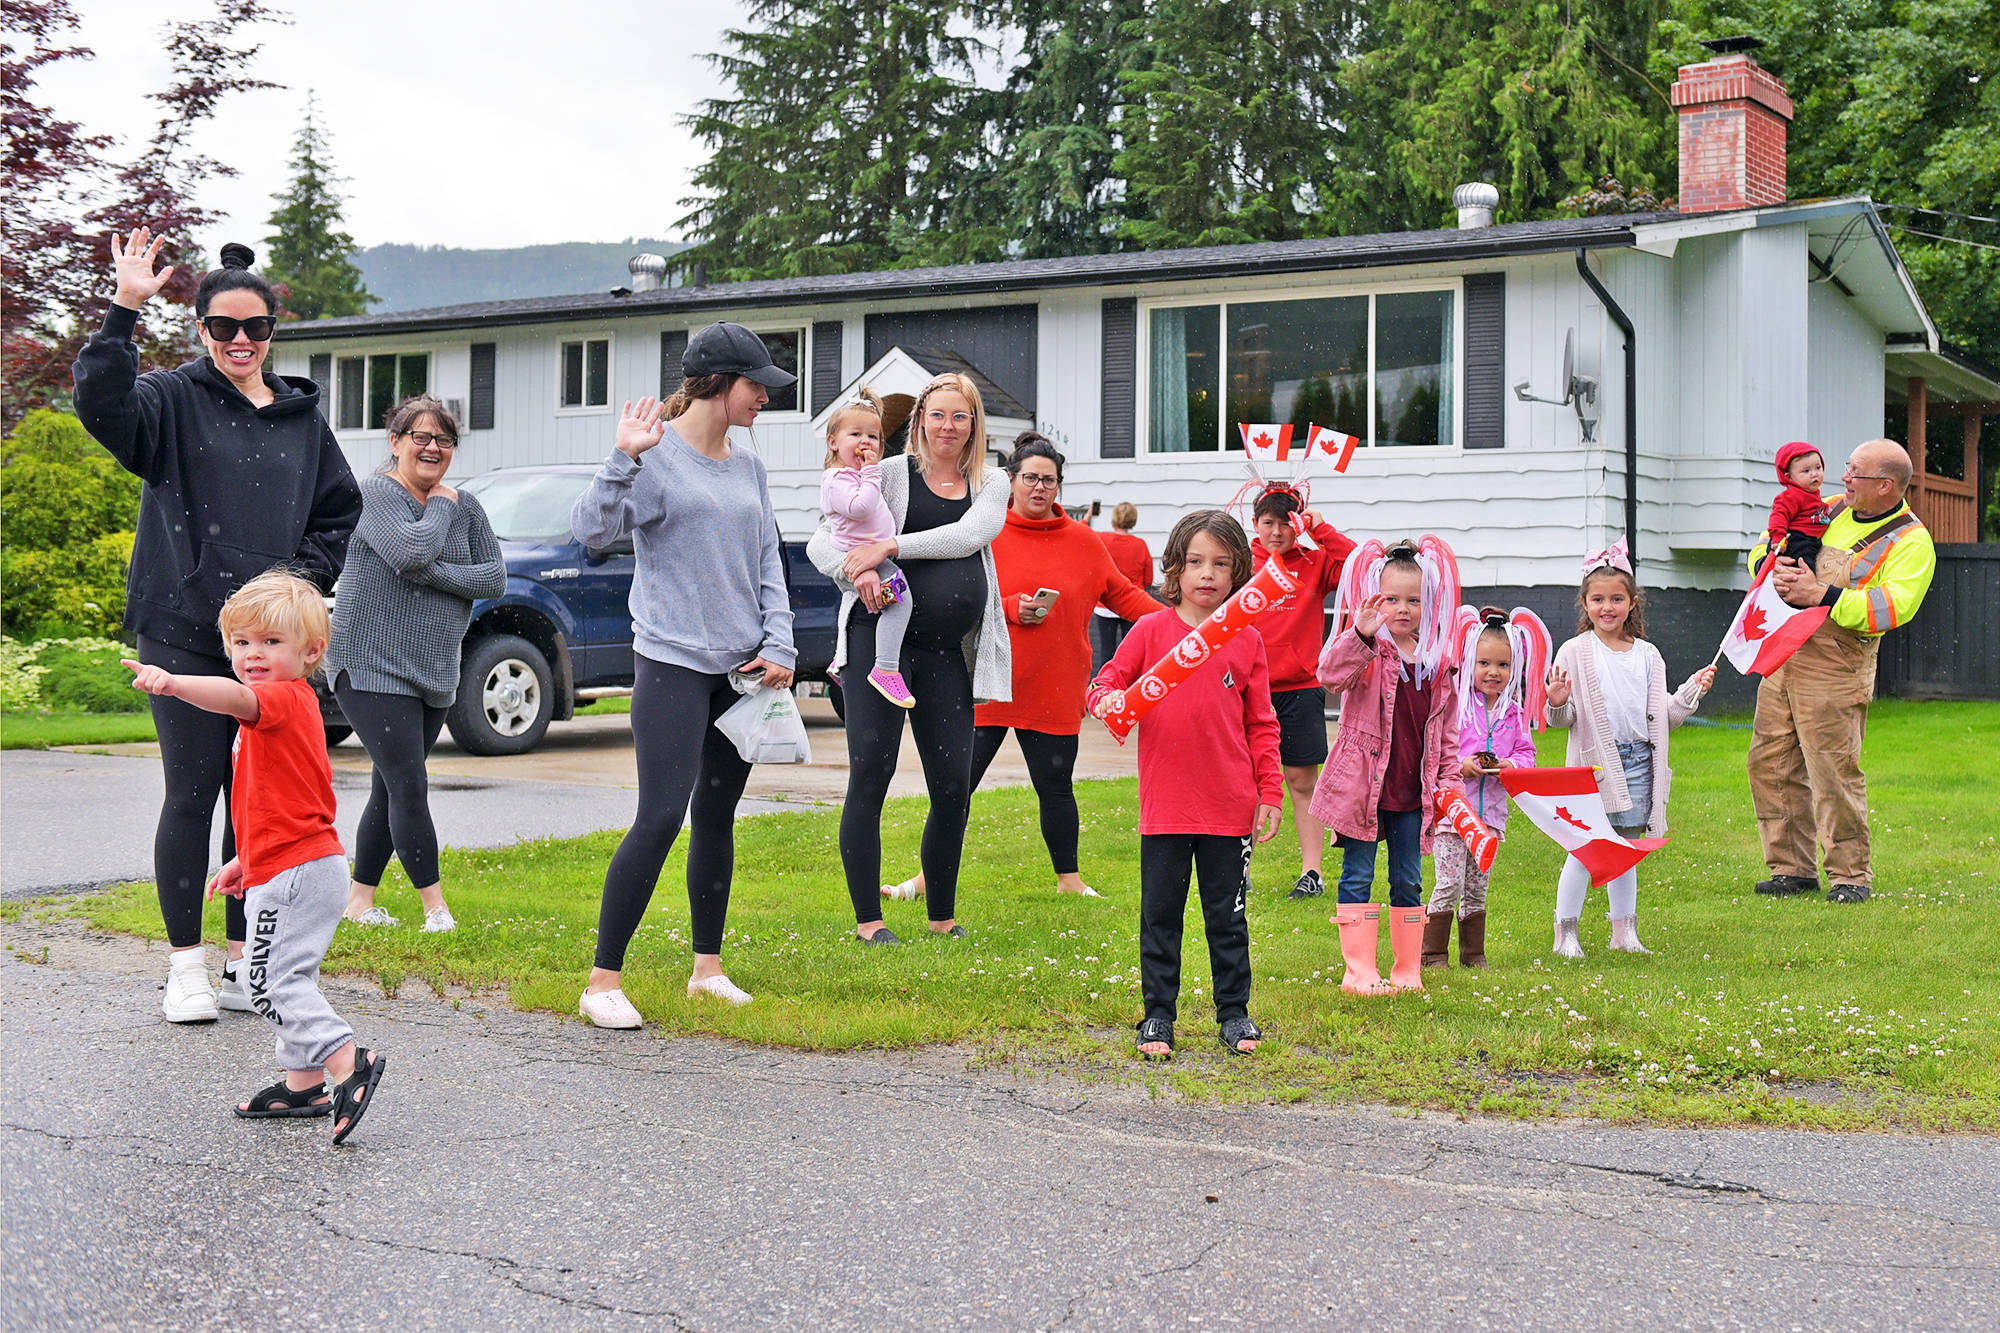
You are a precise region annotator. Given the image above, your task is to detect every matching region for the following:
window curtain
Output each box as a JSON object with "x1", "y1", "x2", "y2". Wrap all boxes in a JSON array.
[{"x1": 1149, "y1": 309, "x2": 1190, "y2": 454}]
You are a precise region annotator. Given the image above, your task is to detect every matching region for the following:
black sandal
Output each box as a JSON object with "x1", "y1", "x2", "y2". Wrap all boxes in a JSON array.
[
  {"x1": 330, "y1": 1047, "x2": 386, "y2": 1146},
  {"x1": 1219, "y1": 1016, "x2": 1263, "y2": 1055},
  {"x1": 234, "y1": 1078, "x2": 330, "y2": 1119},
  {"x1": 1136, "y1": 1016, "x2": 1174, "y2": 1060}
]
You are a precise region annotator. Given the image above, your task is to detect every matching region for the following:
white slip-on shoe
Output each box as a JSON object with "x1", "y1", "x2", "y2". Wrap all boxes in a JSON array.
[
  {"x1": 420, "y1": 907, "x2": 457, "y2": 933},
  {"x1": 217, "y1": 960, "x2": 252, "y2": 1012},
  {"x1": 578, "y1": 987, "x2": 642, "y2": 1029},
  {"x1": 162, "y1": 949, "x2": 219, "y2": 1023},
  {"x1": 687, "y1": 974, "x2": 754, "y2": 1006},
  {"x1": 879, "y1": 877, "x2": 923, "y2": 901},
  {"x1": 345, "y1": 906, "x2": 399, "y2": 927}
]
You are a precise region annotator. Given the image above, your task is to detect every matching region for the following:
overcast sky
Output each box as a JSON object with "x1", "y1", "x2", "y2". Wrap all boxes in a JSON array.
[{"x1": 38, "y1": 0, "x2": 750, "y2": 256}]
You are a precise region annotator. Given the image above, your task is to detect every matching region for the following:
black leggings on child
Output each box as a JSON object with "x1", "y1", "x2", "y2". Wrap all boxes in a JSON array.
[
  {"x1": 1138, "y1": 833, "x2": 1254, "y2": 1026},
  {"x1": 592, "y1": 658, "x2": 753, "y2": 967},
  {"x1": 970, "y1": 726, "x2": 1080, "y2": 875},
  {"x1": 139, "y1": 637, "x2": 243, "y2": 949},
  {"x1": 334, "y1": 678, "x2": 448, "y2": 889}
]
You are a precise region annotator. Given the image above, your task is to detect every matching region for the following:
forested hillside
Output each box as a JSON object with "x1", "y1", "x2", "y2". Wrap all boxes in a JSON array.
[{"x1": 352, "y1": 239, "x2": 689, "y2": 313}]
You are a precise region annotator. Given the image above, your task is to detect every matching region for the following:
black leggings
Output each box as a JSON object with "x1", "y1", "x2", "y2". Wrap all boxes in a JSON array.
[
  {"x1": 593, "y1": 658, "x2": 752, "y2": 967},
  {"x1": 139, "y1": 637, "x2": 244, "y2": 949},
  {"x1": 335, "y1": 678, "x2": 448, "y2": 889},
  {"x1": 971, "y1": 727, "x2": 1080, "y2": 875},
  {"x1": 1139, "y1": 833, "x2": 1254, "y2": 1026},
  {"x1": 840, "y1": 614, "x2": 975, "y2": 924}
]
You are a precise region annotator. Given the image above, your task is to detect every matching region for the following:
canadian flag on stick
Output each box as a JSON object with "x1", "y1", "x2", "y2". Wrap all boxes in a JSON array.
[
  {"x1": 1305, "y1": 424, "x2": 1361, "y2": 473},
  {"x1": 1719, "y1": 565, "x2": 1827, "y2": 677},
  {"x1": 1238, "y1": 423, "x2": 1294, "y2": 462},
  {"x1": 1497, "y1": 767, "x2": 1666, "y2": 887}
]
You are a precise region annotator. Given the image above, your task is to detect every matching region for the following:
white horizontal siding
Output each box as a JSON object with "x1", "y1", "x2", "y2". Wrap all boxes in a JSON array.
[{"x1": 1807, "y1": 280, "x2": 1887, "y2": 462}]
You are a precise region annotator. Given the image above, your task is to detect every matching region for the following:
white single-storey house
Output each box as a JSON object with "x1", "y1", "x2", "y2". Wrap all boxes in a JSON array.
[{"x1": 274, "y1": 47, "x2": 1996, "y2": 705}]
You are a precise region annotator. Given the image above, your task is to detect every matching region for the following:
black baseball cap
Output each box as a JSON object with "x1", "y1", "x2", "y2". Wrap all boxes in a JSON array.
[{"x1": 682, "y1": 321, "x2": 798, "y2": 388}]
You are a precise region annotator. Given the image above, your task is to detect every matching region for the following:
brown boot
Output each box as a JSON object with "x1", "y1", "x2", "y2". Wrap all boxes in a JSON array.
[
  {"x1": 1458, "y1": 911, "x2": 1488, "y2": 968},
  {"x1": 1421, "y1": 910, "x2": 1453, "y2": 968}
]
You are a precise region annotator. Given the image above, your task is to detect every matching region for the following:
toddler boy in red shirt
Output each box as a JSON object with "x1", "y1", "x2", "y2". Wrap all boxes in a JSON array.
[
  {"x1": 126, "y1": 571, "x2": 386, "y2": 1145},
  {"x1": 1763, "y1": 441, "x2": 1832, "y2": 573}
]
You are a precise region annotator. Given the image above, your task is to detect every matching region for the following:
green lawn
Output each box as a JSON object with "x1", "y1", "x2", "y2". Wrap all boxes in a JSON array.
[
  {"x1": 45, "y1": 699, "x2": 1998, "y2": 1131},
  {"x1": 1, "y1": 710, "x2": 158, "y2": 749}
]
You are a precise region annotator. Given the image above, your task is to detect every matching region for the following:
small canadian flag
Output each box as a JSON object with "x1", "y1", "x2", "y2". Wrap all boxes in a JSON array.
[
  {"x1": 1238, "y1": 423, "x2": 1294, "y2": 461},
  {"x1": 1305, "y1": 424, "x2": 1361, "y2": 472},
  {"x1": 1720, "y1": 565, "x2": 1827, "y2": 677},
  {"x1": 1498, "y1": 766, "x2": 1666, "y2": 887}
]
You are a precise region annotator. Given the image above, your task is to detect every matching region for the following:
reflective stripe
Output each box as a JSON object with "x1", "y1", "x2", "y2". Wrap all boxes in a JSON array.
[
  {"x1": 1867, "y1": 587, "x2": 1895, "y2": 632},
  {"x1": 1849, "y1": 529, "x2": 1905, "y2": 582}
]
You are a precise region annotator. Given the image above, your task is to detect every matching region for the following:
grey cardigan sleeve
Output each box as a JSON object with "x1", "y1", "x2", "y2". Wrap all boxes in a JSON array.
[
  {"x1": 891, "y1": 466, "x2": 1008, "y2": 560},
  {"x1": 414, "y1": 496, "x2": 507, "y2": 599},
  {"x1": 355, "y1": 475, "x2": 453, "y2": 573}
]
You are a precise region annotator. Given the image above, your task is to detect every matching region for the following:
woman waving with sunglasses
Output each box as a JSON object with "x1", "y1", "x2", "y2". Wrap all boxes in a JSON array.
[{"x1": 73, "y1": 229, "x2": 362, "y2": 1026}]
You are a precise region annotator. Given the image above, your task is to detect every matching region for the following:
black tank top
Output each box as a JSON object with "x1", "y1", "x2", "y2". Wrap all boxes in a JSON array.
[{"x1": 899, "y1": 455, "x2": 987, "y2": 647}]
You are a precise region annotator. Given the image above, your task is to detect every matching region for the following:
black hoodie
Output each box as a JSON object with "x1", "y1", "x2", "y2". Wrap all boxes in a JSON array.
[{"x1": 72, "y1": 304, "x2": 363, "y2": 656}]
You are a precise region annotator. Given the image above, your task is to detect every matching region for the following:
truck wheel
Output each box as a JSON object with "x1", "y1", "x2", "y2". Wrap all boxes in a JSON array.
[{"x1": 447, "y1": 634, "x2": 554, "y2": 756}]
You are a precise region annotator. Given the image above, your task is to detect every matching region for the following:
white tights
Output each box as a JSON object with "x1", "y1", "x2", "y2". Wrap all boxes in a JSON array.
[{"x1": 1555, "y1": 856, "x2": 1638, "y2": 921}]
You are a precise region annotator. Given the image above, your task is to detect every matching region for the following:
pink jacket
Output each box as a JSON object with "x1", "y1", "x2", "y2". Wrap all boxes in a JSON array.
[
  {"x1": 1456, "y1": 695, "x2": 1539, "y2": 831},
  {"x1": 1307, "y1": 627, "x2": 1463, "y2": 850},
  {"x1": 821, "y1": 464, "x2": 895, "y2": 549}
]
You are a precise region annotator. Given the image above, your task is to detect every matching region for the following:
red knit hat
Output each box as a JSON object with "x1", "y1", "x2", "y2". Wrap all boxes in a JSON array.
[{"x1": 1775, "y1": 440, "x2": 1821, "y2": 484}]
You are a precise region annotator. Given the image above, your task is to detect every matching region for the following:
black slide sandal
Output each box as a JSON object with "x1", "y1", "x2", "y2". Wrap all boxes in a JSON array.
[
  {"x1": 234, "y1": 1078, "x2": 330, "y2": 1119},
  {"x1": 330, "y1": 1047, "x2": 386, "y2": 1146},
  {"x1": 1219, "y1": 1016, "x2": 1263, "y2": 1054},
  {"x1": 1136, "y1": 1016, "x2": 1174, "y2": 1060}
]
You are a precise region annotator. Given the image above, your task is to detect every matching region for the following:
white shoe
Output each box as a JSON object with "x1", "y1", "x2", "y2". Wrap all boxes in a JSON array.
[
  {"x1": 162, "y1": 950, "x2": 219, "y2": 1023},
  {"x1": 1608, "y1": 914, "x2": 1653, "y2": 954},
  {"x1": 1553, "y1": 917, "x2": 1585, "y2": 960},
  {"x1": 345, "y1": 906, "x2": 399, "y2": 927},
  {"x1": 880, "y1": 877, "x2": 923, "y2": 901},
  {"x1": 420, "y1": 907, "x2": 457, "y2": 933},
  {"x1": 578, "y1": 987, "x2": 642, "y2": 1029},
  {"x1": 687, "y1": 973, "x2": 754, "y2": 1006},
  {"x1": 217, "y1": 960, "x2": 252, "y2": 1012},
  {"x1": 1059, "y1": 884, "x2": 1103, "y2": 898}
]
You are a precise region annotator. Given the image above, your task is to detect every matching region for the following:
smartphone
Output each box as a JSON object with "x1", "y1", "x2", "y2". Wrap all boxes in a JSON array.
[{"x1": 1031, "y1": 587, "x2": 1061, "y2": 612}]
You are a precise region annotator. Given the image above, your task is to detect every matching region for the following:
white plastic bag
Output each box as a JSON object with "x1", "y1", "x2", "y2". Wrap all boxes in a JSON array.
[{"x1": 714, "y1": 686, "x2": 812, "y2": 765}]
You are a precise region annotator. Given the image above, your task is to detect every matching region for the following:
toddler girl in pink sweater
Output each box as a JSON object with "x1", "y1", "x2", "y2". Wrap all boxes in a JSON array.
[{"x1": 821, "y1": 390, "x2": 915, "y2": 708}]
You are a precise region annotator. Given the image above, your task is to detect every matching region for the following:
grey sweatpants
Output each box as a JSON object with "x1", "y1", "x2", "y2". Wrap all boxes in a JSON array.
[{"x1": 243, "y1": 853, "x2": 353, "y2": 1071}]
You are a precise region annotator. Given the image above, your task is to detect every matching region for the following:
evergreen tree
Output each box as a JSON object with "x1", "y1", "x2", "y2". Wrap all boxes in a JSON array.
[{"x1": 262, "y1": 95, "x2": 373, "y2": 320}]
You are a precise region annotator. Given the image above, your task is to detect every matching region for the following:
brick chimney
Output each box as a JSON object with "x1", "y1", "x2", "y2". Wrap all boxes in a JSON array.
[{"x1": 1670, "y1": 38, "x2": 1794, "y2": 213}]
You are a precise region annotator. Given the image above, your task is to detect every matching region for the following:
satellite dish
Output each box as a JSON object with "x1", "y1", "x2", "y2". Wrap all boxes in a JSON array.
[
  {"x1": 1513, "y1": 327, "x2": 1600, "y2": 441},
  {"x1": 1561, "y1": 329, "x2": 1575, "y2": 401}
]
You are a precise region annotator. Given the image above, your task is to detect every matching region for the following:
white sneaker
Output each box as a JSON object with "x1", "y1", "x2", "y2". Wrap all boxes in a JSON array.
[
  {"x1": 578, "y1": 987, "x2": 643, "y2": 1029},
  {"x1": 346, "y1": 906, "x2": 399, "y2": 927},
  {"x1": 162, "y1": 950, "x2": 219, "y2": 1023},
  {"x1": 880, "y1": 877, "x2": 923, "y2": 901},
  {"x1": 420, "y1": 907, "x2": 457, "y2": 933},
  {"x1": 217, "y1": 960, "x2": 252, "y2": 1012},
  {"x1": 687, "y1": 973, "x2": 754, "y2": 1006}
]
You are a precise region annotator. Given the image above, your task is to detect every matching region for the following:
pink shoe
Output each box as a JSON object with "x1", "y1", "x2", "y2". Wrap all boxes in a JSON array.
[{"x1": 867, "y1": 667, "x2": 916, "y2": 709}]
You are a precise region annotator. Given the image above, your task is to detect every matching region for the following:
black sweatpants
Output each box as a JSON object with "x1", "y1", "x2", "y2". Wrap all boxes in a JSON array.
[
  {"x1": 334, "y1": 677, "x2": 448, "y2": 889},
  {"x1": 971, "y1": 726, "x2": 1080, "y2": 875},
  {"x1": 840, "y1": 612, "x2": 975, "y2": 925},
  {"x1": 593, "y1": 658, "x2": 753, "y2": 967},
  {"x1": 138, "y1": 636, "x2": 243, "y2": 949},
  {"x1": 1138, "y1": 833, "x2": 1254, "y2": 1026}
]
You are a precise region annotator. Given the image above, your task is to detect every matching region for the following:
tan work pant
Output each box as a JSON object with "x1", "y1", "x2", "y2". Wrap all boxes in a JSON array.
[{"x1": 1746, "y1": 622, "x2": 1879, "y2": 886}]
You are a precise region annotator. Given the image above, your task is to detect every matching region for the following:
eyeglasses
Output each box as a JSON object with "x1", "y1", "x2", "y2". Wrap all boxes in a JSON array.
[
  {"x1": 1842, "y1": 466, "x2": 1891, "y2": 482},
  {"x1": 1017, "y1": 474, "x2": 1060, "y2": 490},
  {"x1": 924, "y1": 410, "x2": 973, "y2": 427},
  {"x1": 400, "y1": 431, "x2": 457, "y2": 449},
  {"x1": 199, "y1": 315, "x2": 276, "y2": 342}
]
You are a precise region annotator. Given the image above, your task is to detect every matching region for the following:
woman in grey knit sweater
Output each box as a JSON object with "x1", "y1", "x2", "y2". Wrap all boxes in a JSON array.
[{"x1": 325, "y1": 396, "x2": 505, "y2": 932}]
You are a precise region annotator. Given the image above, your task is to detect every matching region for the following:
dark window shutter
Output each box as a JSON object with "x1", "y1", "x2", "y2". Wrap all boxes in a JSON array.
[
  {"x1": 660, "y1": 329, "x2": 688, "y2": 398},
  {"x1": 468, "y1": 342, "x2": 496, "y2": 431},
  {"x1": 1100, "y1": 298, "x2": 1137, "y2": 459},
  {"x1": 811, "y1": 320, "x2": 843, "y2": 415},
  {"x1": 1463, "y1": 273, "x2": 1506, "y2": 449}
]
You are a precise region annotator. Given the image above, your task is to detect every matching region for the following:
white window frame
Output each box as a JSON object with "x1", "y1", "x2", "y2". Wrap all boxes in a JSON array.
[
  {"x1": 1134, "y1": 276, "x2": 1465, "y2": 462},
  {"x1": 747, "y1": 324, "x2": 809, "y2": 421},
  {"x1": 331, "y1": 349, "x2": 434, "y2": 434},
  {"x1": 555, "y1": 333, "x2": 615, "y2": 416}
]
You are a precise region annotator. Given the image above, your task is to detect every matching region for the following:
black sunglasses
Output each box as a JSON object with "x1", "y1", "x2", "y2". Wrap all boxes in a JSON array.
[{"x1": 199, "y1": 315, "x2": 277, "y2": 342}]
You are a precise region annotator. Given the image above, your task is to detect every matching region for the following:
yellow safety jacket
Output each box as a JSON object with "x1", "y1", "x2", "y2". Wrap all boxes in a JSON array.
[{"x1": 1750, "y1": 498, "x2": 1936, "y2": 637}]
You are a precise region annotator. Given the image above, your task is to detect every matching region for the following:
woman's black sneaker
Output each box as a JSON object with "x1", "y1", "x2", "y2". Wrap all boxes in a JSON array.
[{"x1": 1289, "y1": 870, "x2": 1326, "y2": 899}]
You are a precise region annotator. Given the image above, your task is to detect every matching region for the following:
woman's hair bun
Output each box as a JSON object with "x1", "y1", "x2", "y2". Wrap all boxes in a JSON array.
[{"x1": 218, "y1": 242, "x2": 256, "y2": 271}]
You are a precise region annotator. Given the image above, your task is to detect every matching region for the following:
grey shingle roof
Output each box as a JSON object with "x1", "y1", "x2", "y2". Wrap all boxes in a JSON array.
[{"x1": 287, "y1": 213, "x2": 1678, "y2": 341}]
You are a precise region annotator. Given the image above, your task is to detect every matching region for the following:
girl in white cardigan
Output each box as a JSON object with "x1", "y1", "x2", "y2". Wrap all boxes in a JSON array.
[{"x1": 1545, "y1": 541, "x2": 1715, "y2": 958}]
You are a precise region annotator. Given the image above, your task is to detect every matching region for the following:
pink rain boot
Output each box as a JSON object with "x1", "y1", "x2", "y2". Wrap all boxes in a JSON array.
[
  {"x1": 867, "y1": 667, "x2": 916, "y2": 709},
  {"x1": 1386, "y1": 907, "x2": 1427, "y2": 992},
  {"x1": 1334, "y1": 905, "x2": 1393, "y2": 996}
]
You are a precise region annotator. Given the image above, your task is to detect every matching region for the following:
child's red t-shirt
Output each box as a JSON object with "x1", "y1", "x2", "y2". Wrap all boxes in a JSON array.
[
  {"x1": 230, "y1": 678, "x2": 344, "y2": 888},
  {"x1": 1086, "y1": 607, "x2": 1282, "y2": 836},
  {"x1": 1249, "y1": 520, "x2": 1358, "y2": 693}
]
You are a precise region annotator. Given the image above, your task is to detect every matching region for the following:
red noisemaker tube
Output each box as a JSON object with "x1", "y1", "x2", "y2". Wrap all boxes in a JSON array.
[
  {"x1": 1100, "y1": 558, "x2": 1299, "y2": 744},
  {"x1": 1433, "y1": 787, "x2": 1499, "y2": 874}
]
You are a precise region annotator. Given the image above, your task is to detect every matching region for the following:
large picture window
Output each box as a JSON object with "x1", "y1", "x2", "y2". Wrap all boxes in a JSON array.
[
  {"x1": 1143, "y1": 285, "x2": 1458, "y2": 454},
  {"x1": 334, "y1": 352, "x2": 429, "y2": 432}
]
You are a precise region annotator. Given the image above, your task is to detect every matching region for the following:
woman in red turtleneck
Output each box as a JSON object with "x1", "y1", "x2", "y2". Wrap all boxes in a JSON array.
[{"x1": 882, "y1": 434, "x2": 1159, "y2": 904}]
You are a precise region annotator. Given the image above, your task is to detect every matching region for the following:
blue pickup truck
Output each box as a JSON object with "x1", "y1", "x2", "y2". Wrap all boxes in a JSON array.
[{"x1": 321, "y1": 464, "x2": 840, "y2": 754}]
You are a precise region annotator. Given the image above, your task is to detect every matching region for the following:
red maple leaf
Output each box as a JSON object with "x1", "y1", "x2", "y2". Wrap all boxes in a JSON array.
[
  {"x1": 1741, "y1": 605, "x2": 1768, "y2": 641},
  {"x1": 1554, "y1": 806, "x2": 1591, "y2": 832},
  {"x1": 1253, "y1": 432, "x2": 1273, "y2": 450}
]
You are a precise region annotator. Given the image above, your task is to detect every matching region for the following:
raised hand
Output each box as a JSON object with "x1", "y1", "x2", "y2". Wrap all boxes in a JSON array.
[
  {"x1": 1546, "y1": 664, "x2": 1572, "y2": 709},
  {"x1": 1353, "y1": 592, "x2": 1387, "y2": 639},
  {"x1": 614, "y1": 397, "x2": 668, "y2": 459},
  {"x1": 110, "y1": 227, "x2": 176, "y2": 310}
]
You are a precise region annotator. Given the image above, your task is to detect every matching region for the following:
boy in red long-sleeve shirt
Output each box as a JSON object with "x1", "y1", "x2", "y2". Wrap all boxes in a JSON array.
[
  {"x1": 1248, "y1": 488, "x2": 1356, "y2": 900},
  {"x1": 1089, "y1": 511, "x2": 1282, "y2": 1061},
  {"x1": 1762, "y1": 441, "x2": 1832, "y2": 573}
]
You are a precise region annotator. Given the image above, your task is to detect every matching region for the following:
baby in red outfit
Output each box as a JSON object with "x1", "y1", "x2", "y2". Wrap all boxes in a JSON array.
[{"x1": 1763, "y1": 441, "x2": 1832, "y2": 572}]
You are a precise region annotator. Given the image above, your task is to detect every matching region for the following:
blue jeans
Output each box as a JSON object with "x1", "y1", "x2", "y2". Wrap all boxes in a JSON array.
[
  {"x1": 1608, "y1": 739, "x2": 1654, "y2": 833},
  {"x1": 1336, "y1": 807, "x2": 1424, "y2": 906}
]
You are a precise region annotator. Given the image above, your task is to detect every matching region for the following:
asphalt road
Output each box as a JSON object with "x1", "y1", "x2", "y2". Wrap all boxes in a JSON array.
[{"x1": 4, "y1": 916, "x2": 1997, "y2": 1331}]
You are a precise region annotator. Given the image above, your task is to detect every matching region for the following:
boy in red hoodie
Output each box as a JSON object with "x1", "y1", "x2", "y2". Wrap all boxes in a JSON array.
[
  {"x1": 1248, "y1": 488, "x2": 1356, "y2": 900},
  {"x1": 1762, "y1": 441, "x2": 1832, "y2": 573}
]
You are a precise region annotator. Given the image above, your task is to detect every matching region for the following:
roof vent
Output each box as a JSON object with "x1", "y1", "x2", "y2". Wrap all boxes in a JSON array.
[
  {"x1": 688, "y1": 262, "x2": 708, "y2": 290},
  {"x1": 627, "y1": 253, "x2": 668, "y2": 293},
  {"x1": 1453, "y1": 182, "x2": 1500, "y2": 229}
]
